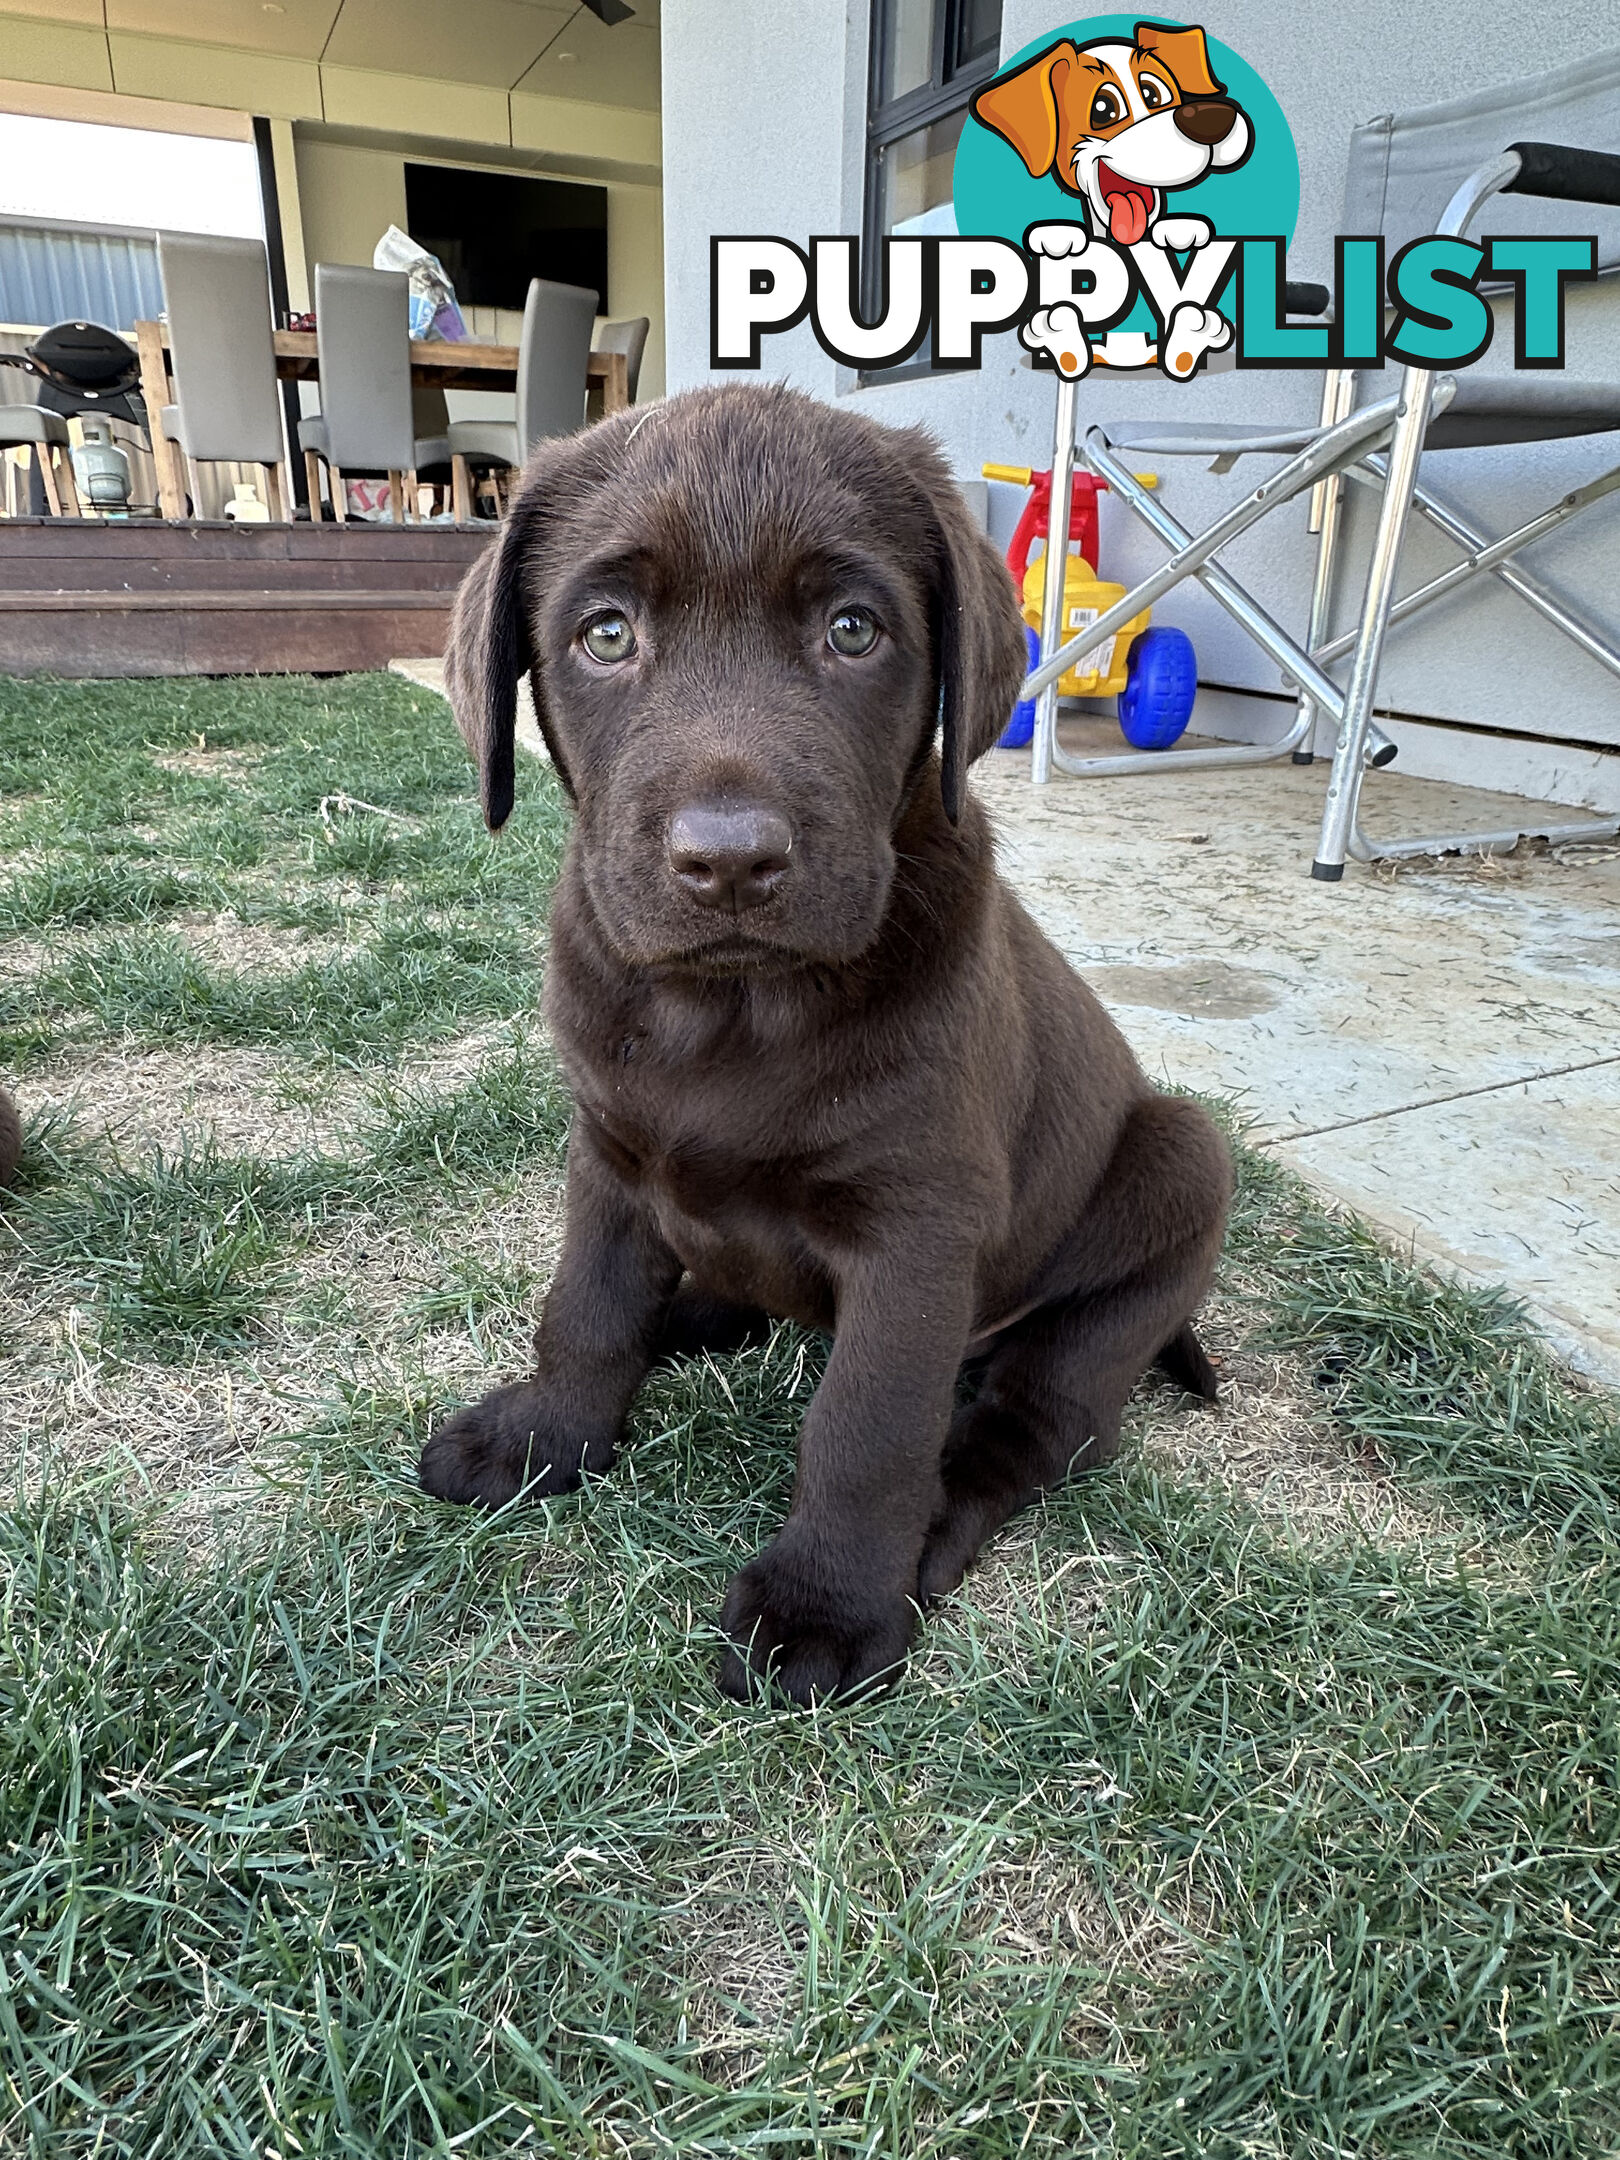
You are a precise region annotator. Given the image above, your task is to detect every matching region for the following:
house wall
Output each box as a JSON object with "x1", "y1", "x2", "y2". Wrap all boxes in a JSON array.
[{"x1": 660, "y1": 0, "x2": 1620, "y2": 811}]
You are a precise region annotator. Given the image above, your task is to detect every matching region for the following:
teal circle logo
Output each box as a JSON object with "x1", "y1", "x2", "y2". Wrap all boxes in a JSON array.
[{"x1": 954, "y1": 17, "x2": 1298, "y2": 268}]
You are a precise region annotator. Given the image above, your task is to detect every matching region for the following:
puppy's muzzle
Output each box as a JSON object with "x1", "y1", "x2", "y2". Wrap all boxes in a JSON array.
[
  {"x1": 1174, "y1": 98, "x2": 1237, "y2": 144},
  {"x1": 667, "y1": 803, "x2": 792, "y2": 913}
]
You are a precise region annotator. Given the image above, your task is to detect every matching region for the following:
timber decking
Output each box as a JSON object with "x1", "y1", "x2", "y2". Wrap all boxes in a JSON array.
[{"x1": 0, "y1": 518, "x2": 492, "y2": 676}]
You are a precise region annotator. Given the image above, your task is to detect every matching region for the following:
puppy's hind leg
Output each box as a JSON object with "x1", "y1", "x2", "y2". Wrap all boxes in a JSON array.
[
  {"x1": 652, "y1": 1282, "x2": 775, "y2": 1365},
  {"x1": 1155, "y1": 1318, "x2": 1220, "y2": 1402},
  {"x1": 919, "y1": 1094, "x2": 1230, "y2": 1601}
]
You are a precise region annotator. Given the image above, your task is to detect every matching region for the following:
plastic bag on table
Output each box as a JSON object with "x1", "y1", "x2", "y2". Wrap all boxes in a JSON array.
[{"x1": 372, "y1": 225, "x2": 469, "y2": 343}]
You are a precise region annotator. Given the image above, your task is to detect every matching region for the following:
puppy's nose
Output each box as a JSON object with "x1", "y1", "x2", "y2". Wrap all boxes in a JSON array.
[
  {"x1": 667, "y1": 803, "x2": 792, "y2": 912},
  {"x1": 1174, "y1": 97, "x2": 1237, "y2": 144}
]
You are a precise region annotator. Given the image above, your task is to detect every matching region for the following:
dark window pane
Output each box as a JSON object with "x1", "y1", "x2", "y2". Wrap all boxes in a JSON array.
[
  {"x1": 948, "y1": 0, "x2": 1001, "y2": 78},
  {"x1": 873, "y1": 106, "x2": 967, "y2": 236},
  {"x1": 877, "y1": 0, "x2": 935, "y2": 106}
]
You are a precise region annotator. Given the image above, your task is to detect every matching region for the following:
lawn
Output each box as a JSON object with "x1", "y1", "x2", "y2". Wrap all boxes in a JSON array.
[{"x1": 1, "y1": 671, "x2": 1617, "y2": 2159}]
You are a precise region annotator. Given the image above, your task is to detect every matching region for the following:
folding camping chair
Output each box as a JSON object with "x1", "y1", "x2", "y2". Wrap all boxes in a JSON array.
[{"x1": 1021, "y1": 53, "x2": 1620, "y2": 879}]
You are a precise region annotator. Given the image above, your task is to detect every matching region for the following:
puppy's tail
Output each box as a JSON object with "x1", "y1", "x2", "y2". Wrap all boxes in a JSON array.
[{"x1": 1155, "y1": 1320, "x2": 1220, "y2": 1403}]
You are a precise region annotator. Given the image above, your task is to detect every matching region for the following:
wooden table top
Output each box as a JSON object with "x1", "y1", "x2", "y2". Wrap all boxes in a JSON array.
[
  {"x1": 269, "y1": 330, "x2": 620, "y2": 395},
  {"x1": 134, "y1": 322, "x2": 625, "y2": 403}
]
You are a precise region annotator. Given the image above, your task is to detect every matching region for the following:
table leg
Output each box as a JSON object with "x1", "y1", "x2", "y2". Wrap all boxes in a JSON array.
[{"x1": 133, "y1": 320, "x2": 187, "y2": 520}]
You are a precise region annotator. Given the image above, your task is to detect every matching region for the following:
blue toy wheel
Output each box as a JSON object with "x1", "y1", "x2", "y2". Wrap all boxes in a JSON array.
[
  {"x1": 1118, "y1": 626, "x2": 1197, "y2": 751},
  {"x1": 998, "y1": 625, "x2": 1042, "y2": 749}
]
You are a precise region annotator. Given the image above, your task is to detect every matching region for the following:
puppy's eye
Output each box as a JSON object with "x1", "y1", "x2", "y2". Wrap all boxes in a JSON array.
[
  {"x1": 827, "y1": 607, "x2": 879, "y2": 658},
  {"x1": 582, "y1": 611, "x2": 636, "y2": 664},
  {"x1": 1089, "y1": 86, "x2": 1124, "y2": 127},
  {"x1": 1139, "y1": 73, "x2": 1170, "y2": 110}
]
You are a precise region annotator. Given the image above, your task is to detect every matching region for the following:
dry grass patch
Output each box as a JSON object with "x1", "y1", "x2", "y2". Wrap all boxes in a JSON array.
[
  {"x1": 148, "y1": 745, "x2": 264, "y2": 781},
  {"x1": 19, "y1": 1043, "x2": 334, "y2": 1159},
  {"x1": 169, "y1": 911, "x2": 361, "y2": 972}
]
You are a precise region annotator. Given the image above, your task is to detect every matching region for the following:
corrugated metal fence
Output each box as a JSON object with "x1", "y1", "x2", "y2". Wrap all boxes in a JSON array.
[{"x1": 0, "y1": 213, "x2": 162, "y2": 333}]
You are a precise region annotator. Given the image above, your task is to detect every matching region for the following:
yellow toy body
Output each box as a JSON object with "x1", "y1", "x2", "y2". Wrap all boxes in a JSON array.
[{"x1": 1019, "y1": 549, "x2": 1149, "y2": 699}]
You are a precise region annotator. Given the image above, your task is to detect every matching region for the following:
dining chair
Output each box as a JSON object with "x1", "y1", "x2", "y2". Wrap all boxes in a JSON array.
[
  {"x1": 0, "y1": 405, "x2": 80, "y2": 517},
  {"x1": 446, "y1": 277, "x2": 596, "y2": 518},
  {"x1": 157, "y1": 233, "x2": 288, "y2": 520},
  {"x1": 298, "y1": 264, "x2": 451, "y2": 524},
  {"x1": 593, "y1": 316, "x2": 650, "y2": 404}
]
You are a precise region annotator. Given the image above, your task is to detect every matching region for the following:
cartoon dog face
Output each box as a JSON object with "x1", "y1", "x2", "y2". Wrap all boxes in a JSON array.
[{"x1": 971, "y1": 21, "x2": 1251, "y2": 247}]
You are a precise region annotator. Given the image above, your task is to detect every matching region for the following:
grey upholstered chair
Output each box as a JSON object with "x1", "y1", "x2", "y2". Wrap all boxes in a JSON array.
[
  {"x1": 593, "y1": 315, "x2": 650, "y2": 403},
  {"x1": 445, "y1": 277, "x2": 596, "y2": 517},
  {"x1": 298, "y1": 264, "x2": 450, "y2": 524},
  {"x1": 157, "y1": 233, "x2": 288, "y2": 520},
  {"x1": 0, "y1": 405, "x2": 80, "y2": 517}
]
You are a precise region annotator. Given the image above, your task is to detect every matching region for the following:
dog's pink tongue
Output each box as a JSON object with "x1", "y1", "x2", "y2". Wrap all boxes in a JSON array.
[{"x1": 1108, "y1": 190, "x2": 1148, "y2": 246}]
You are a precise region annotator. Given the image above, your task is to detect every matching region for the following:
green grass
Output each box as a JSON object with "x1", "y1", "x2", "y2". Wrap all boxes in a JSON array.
[{"x1": 1, "y1": 673, "x2": 1618, "y2": 2157}]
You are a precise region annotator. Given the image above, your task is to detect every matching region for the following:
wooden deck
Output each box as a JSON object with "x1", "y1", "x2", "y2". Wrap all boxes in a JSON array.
[{"x1": 0, "y1": 518, "x2": 491, "y2": 677}]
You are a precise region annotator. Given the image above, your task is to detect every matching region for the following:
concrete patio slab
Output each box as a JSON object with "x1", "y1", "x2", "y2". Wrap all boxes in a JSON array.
[{"x1": 978, "y1": 718, "x2": 1620, "y2": 1385}]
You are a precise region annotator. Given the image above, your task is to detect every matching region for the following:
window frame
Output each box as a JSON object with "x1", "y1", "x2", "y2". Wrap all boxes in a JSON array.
[{"x1": 860, "y1": 0, "x2": 1003, "y2": 382}]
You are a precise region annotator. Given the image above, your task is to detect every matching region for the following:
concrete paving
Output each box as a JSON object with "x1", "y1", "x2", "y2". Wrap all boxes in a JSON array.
[
  {"x1": 979, "y1": 719, "x2": 1620, "y2": 1386},
  {"x1": 394, "y1": 660, "x2": 1620, "y2": 1386}
]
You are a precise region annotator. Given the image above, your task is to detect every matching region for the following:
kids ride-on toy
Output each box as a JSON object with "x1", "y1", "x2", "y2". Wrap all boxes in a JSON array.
[{"x1": 985, "y1": 461, "x2": 1198, "y2": 753}]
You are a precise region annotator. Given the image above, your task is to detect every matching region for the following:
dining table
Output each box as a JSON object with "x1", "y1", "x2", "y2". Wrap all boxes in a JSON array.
[{"x1": 132, "y1": 321, "x2": 629, "y2": 521}]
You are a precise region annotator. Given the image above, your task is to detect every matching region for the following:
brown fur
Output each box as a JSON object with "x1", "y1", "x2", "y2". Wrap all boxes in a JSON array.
[
  {"x1": 0, "y1": 1088, "x2": 20, "y2": 1188},
  {"x1": 422, "y1": 381, "x2": 1232, "y2": 1703}
]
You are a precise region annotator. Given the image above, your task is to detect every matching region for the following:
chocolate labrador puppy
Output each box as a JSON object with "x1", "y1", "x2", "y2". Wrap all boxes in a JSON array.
[{"x1": 422, "y1": 381, "x2": 1231, "y2": 1702}]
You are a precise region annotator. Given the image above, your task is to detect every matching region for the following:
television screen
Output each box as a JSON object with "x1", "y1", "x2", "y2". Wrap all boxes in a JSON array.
[{"x1": 404, "y1": 164, "x2": 608, "y2": 314}]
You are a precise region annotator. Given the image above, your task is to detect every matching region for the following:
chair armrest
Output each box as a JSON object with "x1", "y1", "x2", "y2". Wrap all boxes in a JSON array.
[
  {"x1": 1503, "y1": 141, "x2": 1620, "y2": 208},
  {"x1": 1283, "y1": 280, "x2": 1332, "y2": 318}
]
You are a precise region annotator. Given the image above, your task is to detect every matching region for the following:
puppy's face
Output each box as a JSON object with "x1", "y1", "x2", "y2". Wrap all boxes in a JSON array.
[
  {"x1": 971, "y1": 23, "x2": 1252, "y2": 244},
  {"x1": 449, "y1": 385, "x2": 1027, "y2": 977}
]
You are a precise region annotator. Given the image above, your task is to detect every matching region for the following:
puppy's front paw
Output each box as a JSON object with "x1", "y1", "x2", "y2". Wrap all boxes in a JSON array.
[
  {"x1": 1161, "y1": 301, "x2": 1232, "y2": 378},
  {"x1": 718, "y1": 1532, "x2": 917, "y2": 1705},
  {"x1": 1025, "y1": 220, "x2": 1090, "y2": 258},
  {"x1": 419, "y1": 1382, "x2": 600, "y2": 1508},
  {"x1": 1018, "y1": 305, "x2": 1092, "y2": 381},
  {"x1": 1149, "y1": 214, "x2": 1212, "y2": 252}
]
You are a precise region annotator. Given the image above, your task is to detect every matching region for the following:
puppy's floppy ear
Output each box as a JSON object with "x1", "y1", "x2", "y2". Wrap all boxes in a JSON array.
[
  {"x1": 924, "y1": 463, "x2": 1031, "y2": 825},
  {"x1": 1134, "y1": 21, "x2": 1224, "y2": 99},
  {"x1": 970, "y1": 41, "x2": 1077, "y2": 181},
  {"x1": 444, "y1": 482, "x2": 572, "y2": 830}
]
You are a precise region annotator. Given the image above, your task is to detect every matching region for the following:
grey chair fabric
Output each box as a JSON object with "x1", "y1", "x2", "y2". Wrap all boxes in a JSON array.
[
  {"x1": 0, "y1": 404, "x2": 69, "y2": 447},
  {"x1": 593, "y1": 315, "x2": 650, "y2": 402},
  {"x1": 447, "y1": 276, "x2": 596, "y2": 470},
  {"x1": 1107, "y1": 51, "x2": 1620, "y2": 456},
  {"x1": 516, "y1": 279, "x2": 597, "y2": 452},
  {"x1": 1343, "y1": 47, "x2": 1620, "y2": 273},
  {"x1": 297, "y1": 264, "x2": 418, "y2": 475},
  {"x1": 157, "y1": 233, "x2": 284, "y2": 465},
  {"x1": 1105, "y1": 378, "x2": 1620, "y2": 459},
  {"x1": 442, "y1": 418, "x2": 521, "y2": 465}
]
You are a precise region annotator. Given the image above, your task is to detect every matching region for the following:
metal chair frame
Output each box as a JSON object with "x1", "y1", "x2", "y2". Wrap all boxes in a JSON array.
[{"x1": 1020, "y1": 144, "x2": 1620, "y2": 877}]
